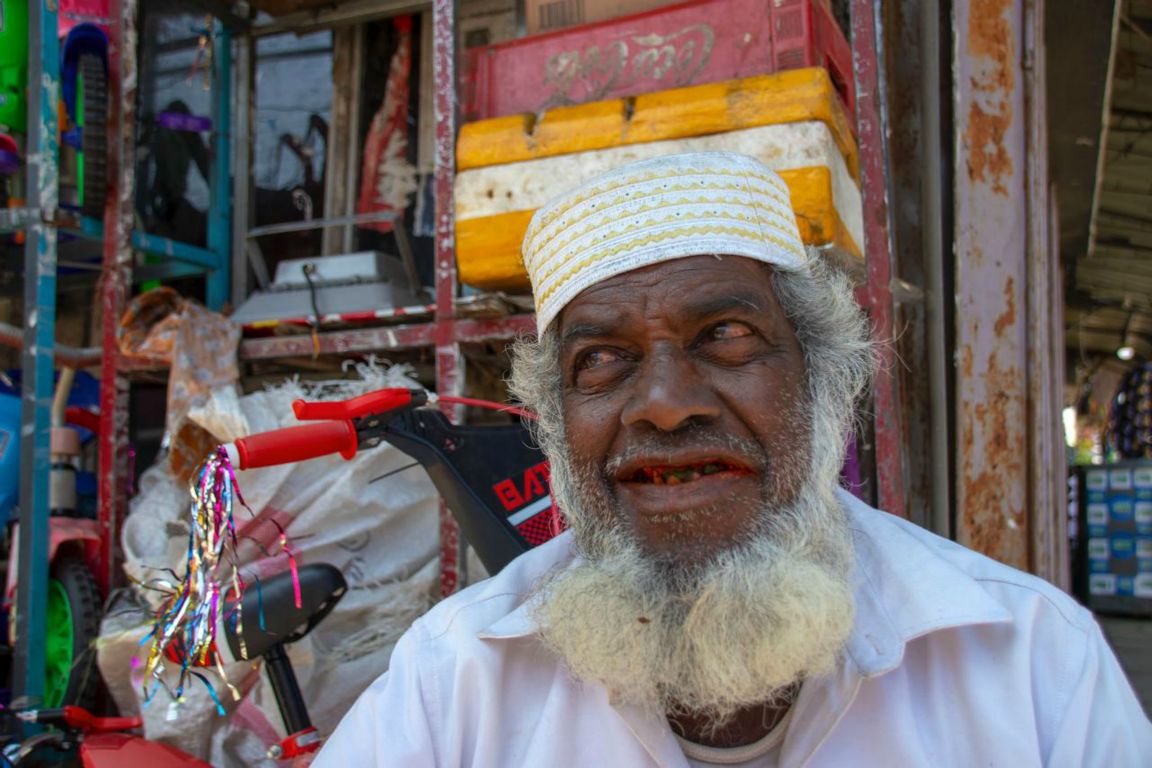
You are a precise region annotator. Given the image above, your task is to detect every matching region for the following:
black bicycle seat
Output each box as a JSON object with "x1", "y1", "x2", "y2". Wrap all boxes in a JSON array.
[{"x1": 223, "y1": 563, "x2": 346, "y2": 660}]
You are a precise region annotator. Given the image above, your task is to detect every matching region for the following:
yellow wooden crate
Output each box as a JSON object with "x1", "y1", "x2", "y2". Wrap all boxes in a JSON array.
[
  {"x1": 457, "y1": 68, "x2": 858, "y2": 179},
  {"x1": 455, "y1": 72, "x2": 861, "y2": 293}
]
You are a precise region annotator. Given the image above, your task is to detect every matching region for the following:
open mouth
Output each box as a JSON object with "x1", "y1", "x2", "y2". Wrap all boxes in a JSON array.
[{"x1": 624, "y1": 461, "x2": 752, "y2": 486}]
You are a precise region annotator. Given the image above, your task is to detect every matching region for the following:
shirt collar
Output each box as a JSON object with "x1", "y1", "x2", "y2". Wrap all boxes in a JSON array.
[
  {"x1": 837, "y1": 488, "x2": 1013, "y2": 677},
  {"x1": 477, "y1": 591, "x2": 545, "y2": 640},
  {"x1": 479, "y1": 490, "x2": 1015, "y2": 675},
  {"x1": 476, "y1": 533, "x2": 576, "y2": 640}
]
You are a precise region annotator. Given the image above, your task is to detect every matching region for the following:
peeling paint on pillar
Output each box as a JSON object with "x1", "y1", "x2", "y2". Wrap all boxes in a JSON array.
[
  {"x1": 964, "y1": 0, "x2": 1016, "y2": 195},
  {"x1": 433, "y1": 0, "x2": 464, "y2": 595},
  {"x1": 97, "y1": 0, "x2": 137, "y2": 594},
  {"x1": 850, "y1": 0, "x2": 908, "y2": 518},
  {"x1": 954, "y1": 0, "x2": 1030, "y2": 569}
]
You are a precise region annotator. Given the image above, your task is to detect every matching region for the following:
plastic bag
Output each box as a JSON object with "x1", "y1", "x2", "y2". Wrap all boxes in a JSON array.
[{"x1": 103, "y1": 361, "x2": 440, "y2": 766}]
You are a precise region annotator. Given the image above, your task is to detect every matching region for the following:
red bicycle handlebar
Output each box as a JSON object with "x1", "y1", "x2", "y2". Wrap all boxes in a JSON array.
[
  {"x1": 63, "y1": 705, "x2": 144, "y2": 733},
  {"x1": 229, "y1": 421, "x2": 358, "y2": 470},
  {"x1": 226, "y1": 387, "x2": 529, "y2": 471},
  {"x1": 19, "y1": 706, "x2": 144, "y2": 733},
  {"x1": 292, "y1": 388, "x2": 425, "y2": 421}
]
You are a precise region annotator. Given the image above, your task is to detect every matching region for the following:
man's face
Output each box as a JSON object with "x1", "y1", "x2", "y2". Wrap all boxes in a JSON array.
[{"x1": 555, "y1": 255, "x2": 811, "y2": 563}]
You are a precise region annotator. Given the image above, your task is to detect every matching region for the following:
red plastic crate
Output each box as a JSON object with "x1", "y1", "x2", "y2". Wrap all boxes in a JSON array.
[
  {"x1": 461, "y1": 0, "x2": 854, "y2": 122},
  {"x1": 58, "y1": 0, "x2": 112, "y2": 34}
]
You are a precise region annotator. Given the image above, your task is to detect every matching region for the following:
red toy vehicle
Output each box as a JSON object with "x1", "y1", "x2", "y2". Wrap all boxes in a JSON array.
[{"x1": 2, "y1": 372, "x2": 108, "y2": 714}]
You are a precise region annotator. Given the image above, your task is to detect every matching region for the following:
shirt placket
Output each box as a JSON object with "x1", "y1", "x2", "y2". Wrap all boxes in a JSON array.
[
  {"x1": 777, "y1": 661, "x2": 866, "y2": 767},
  {"x1": 612, "y1": 700, "x2": 694, "y2": 768}
]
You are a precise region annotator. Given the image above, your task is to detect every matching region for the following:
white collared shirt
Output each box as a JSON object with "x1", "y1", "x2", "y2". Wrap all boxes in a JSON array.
[{"x1": 314, "y1": 491, "x2": 1152, "y2": 767}]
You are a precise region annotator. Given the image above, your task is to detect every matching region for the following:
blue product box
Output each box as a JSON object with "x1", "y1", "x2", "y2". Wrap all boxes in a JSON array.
[
  {"x1": 1087, "y1": 502, "x2": 1110, "y2": 537},
  {"x1": 1134, "y1": 465, "x2": 1152, "y2": 490},
  {"x1": 1088, "y1": 537, "x2": 1111, "y2": 561},
  {"x1": 1136, "y1": 573, "x2": 1152, "y2": 599},
  {"x1": 1136, "y1": 501, "x2": 1152, "y2": 535},
  {"x1": 1110, "y1": 468, "x2": 1134, "y2": 492},
  {"x1": 1117, "y1": 575, "x2": 1136, "y2": 596},
  {"x1": 1137, "y1": 537, "x2": 1152, "y2": 572},
  {"x1": 1111, "y1": 497, "x2": 1135, "y2": 524},
  {"x1": 1111, "y1": 533, "x2": 1137, "y2": 560},
  {"x1": 1085, "y1": 469, "x2": 1109, "y2": 494},
  {"x1": 1089, "y1": 573, "x2": 1117, "y2": 596}
]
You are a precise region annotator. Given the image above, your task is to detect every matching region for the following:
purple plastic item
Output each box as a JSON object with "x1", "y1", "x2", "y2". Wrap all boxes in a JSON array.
[
  {"x1": 840, "y1": 433, "x2": 868, "y2": 503},
  {"x1": 0, "y1": 150, "x2": 19, "y2": 175},
  {"x1": 157, "y1": 111, "x2": 213, "y2": 133}
]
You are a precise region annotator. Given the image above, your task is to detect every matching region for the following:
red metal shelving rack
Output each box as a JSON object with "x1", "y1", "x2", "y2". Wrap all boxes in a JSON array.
[
  {"x1": 228, "y1": 0, "x2": 910, "y2": 594},
  {"x1": 96, "y1": 0, "x2": 135, "y2": 597},
  {"x1": 848, "y1": 0, "x2": 907, "y2": 520}
]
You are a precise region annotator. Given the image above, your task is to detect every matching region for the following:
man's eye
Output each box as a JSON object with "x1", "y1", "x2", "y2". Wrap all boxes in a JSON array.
[
  {"x1": 576, "y1": 349, "x2": 622, "y2": 370},
  {"x1": 707, "y1": 322, "x2": 753, "y2": 341}
]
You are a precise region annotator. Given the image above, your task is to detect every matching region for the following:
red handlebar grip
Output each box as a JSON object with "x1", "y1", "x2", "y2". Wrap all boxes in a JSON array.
[
  {"x1": 63, "y1": 706, "x2": 144, "y2": 732},
  {"x1": 233, "y1": 421, "x2": 358, "y2": 469},
  {"x1": 293, "y1": 388, "x2": 426, "y2": 421}
]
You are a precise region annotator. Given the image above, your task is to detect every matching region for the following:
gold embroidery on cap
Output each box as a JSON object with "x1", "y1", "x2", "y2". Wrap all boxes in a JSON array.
[{"x1": 535, "y1": 223, "x2": 806, "y2": 307}]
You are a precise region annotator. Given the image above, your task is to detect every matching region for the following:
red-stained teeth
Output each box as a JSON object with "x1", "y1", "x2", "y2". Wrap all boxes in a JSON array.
[{"x1": 633, "y1": 463, "x2": 734, "y2": 484}]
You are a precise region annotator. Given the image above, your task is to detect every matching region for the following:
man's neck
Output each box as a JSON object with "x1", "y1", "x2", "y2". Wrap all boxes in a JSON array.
[{"x1": 668, "y1": 691, "x2": 795, "y2": 748}]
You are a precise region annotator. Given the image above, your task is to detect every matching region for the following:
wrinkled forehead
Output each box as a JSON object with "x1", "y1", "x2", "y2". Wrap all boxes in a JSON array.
[{"x1": 521, "y1": 152, "x2": 809, "y2": 335}]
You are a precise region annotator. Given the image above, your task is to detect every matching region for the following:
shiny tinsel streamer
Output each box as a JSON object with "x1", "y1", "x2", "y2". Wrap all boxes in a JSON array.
[{"x1": 140, "y1": 446, "x2": 280, "y2": 711}]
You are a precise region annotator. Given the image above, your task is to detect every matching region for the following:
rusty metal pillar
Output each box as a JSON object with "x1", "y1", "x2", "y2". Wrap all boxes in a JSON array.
[
  {"x1": 851, "y1": 0, "x2": 909, "y2": 519},
  {"x1": 433, "y1": 0, "x2": 466, "y2": 595},
  {"x1": 97, "y1": 0, "x2": 136, "y2": 593},
  {"x1": 953, "y1": 0, "x2": 1060, "y2": 576},
  {"x1": 1024, "y1": 1, "x2": 1067, "y2": 589}
]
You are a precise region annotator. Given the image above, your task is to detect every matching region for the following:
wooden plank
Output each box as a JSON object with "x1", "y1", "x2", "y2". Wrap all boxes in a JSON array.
[
  {"x1": 323, "y1": 25, "x2": 357, "y2": 255},
  {"x1": 417, "y1": 9, "x2": 435, "y2": 172}
]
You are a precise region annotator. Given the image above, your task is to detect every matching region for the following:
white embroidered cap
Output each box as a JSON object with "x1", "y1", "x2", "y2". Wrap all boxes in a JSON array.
[{"x1": 521, "y1": 151, "x2": 808, "y2": 333}]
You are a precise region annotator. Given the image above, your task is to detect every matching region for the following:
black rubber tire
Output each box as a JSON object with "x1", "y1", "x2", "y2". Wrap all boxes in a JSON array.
[
  {"x1": 47, "y1": 556, "x2": 102, "y2": 711},
  {"x1": 78, "y1": 53, "x2": 108, "y2": 220}
]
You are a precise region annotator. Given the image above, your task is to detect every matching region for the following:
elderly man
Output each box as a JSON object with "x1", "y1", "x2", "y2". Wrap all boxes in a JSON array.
[{"x1": 315, "y1": 152, "x2": 1151, "y2": 766}]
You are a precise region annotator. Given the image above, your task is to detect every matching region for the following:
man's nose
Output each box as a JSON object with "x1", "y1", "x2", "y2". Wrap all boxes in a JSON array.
[{"x1": 620, "y1": 347, "x2": 721, "y2": 432}]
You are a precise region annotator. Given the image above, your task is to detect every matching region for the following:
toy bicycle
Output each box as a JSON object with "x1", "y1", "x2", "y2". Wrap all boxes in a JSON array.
[{"x1": 2, "y1": 387, "x2": 552, "y2": 765}]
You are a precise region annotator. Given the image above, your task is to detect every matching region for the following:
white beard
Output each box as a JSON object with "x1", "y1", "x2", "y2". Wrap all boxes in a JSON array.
[{"x1": 532, "y1": 434, "x2": 856, "y2": 730}]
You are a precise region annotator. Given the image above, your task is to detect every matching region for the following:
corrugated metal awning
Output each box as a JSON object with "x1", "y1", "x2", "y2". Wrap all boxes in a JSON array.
[{"x1": 1073, "y1": 0, "x2": 1152, "y2": 359}]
